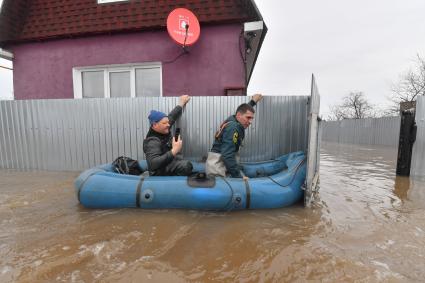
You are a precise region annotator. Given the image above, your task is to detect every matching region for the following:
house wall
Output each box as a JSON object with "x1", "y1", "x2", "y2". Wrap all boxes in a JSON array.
[{"x1": 10, "y1": 24, "x2": 245, "y2": 99}]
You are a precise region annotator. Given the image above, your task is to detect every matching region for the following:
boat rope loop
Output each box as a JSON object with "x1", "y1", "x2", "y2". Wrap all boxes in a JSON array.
[
  {"x1": 220, "y1": 176, "x2": 251, "y2": 209},
  {"x1": 265, "y1": 158, "x2": 306, "y2": 188},
  {"x1": 220, "y1": 177, "x2": 237, "y2": 210},
  {"x1": 244, "y1": 179, "x2": 251, "y2": 209},
  {"x1": 135, "y1": 175, "x2": 146, "y2": 208},
  {"x1": 77, "y1": 169, "x2": 104, "y2": 202}
]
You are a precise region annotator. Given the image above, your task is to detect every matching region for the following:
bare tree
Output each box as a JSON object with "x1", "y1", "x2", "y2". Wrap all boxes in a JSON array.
[
  {"x1": 389, "y1": 54, "x2": 425, "y2": 113},
  {"x1": 328, "y1": 105, "x2": 347, "y2": 121},
  {"x1": 328, "y1": 92, "x2": 375, "y2": 120}
]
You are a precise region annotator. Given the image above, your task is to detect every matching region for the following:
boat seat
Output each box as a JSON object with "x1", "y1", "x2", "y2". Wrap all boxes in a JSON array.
[{"x1": 187, "y1": 172, "x2": 216, "y2": 188}]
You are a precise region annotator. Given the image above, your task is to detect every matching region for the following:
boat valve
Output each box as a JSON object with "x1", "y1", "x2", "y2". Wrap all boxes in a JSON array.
[
  {"x1": 142, "y1": 189, "x2": 154, "y2": 203},
  {"x1": 233, "y1": 194, "x2": 242, "y2": 206}
]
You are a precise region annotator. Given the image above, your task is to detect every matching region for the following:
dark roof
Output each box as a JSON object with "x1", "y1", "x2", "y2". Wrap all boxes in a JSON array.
[{"x1": 0, "y1": 0, "x2": 261, "y2": 45}]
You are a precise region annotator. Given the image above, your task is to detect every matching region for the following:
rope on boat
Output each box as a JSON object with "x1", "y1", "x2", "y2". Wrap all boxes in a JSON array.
[
  {"x1": 265, "y1": 158, "x2": 306, "y2": 188},
  {"x1": 243, "y1": 178, "x2": 251, "y2": 209},
  {"x1": 220, "y1": 176, "x2": 236, "y2": 210},
  {"x1": 77, "y1": 168, "x2": 104, "y2": 202},
  {"x1": 135, "y1": 175, "x2": 146, "y2": 208}
]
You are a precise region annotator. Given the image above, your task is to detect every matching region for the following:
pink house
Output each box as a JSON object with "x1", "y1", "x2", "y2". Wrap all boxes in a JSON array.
[{"x1": 0, "y1": 0, "x2": 267, "y2": 100}]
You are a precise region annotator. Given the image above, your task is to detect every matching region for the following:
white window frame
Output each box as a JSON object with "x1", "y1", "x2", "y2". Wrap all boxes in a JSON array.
[{"x1": 73, "y1": 63, "x2": 163, "y2": 98}]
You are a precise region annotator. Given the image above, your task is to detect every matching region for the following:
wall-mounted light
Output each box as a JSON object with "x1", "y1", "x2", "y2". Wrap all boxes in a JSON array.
[{"x1": 244, "y1": 31, "x2": 257, "y2": 54}]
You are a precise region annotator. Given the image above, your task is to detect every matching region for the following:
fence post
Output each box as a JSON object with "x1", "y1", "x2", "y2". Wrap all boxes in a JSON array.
[{"x1": 396, "y1": 102, "x2": 417, "y2": 176}]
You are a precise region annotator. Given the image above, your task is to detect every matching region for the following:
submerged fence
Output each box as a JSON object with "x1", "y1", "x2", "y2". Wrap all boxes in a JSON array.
[
  {"x1": 322, "y1": 117, "x2": 401, "y2": 146},
  {"x1": 305, "y1": 74, "x2": 321, "y2": 207},
  {"x1": 411, "y1": 96, "x2": 425, "y2": 177},
  {"x1": 0, "y1": 96, "x2": 309, "y2": 171}
]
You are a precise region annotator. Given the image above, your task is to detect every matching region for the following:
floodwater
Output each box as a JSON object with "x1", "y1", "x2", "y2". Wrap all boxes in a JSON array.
[{"x1": 1, "y1": 142, "x2": 425, "y2": 282}]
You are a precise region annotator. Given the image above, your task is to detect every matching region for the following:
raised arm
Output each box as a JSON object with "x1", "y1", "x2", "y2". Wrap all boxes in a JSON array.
[
  {"x1": 248, "y1": 93, "x2": 263, "y2": 107},
  {"x1": 168, "y1": 95, "x2": 191, "y2": 127}
]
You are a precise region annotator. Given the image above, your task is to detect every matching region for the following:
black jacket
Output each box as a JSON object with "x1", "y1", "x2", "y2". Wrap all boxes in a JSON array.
[{"x1": 143, "y1": 105, "x2": 182, "y2": 175}]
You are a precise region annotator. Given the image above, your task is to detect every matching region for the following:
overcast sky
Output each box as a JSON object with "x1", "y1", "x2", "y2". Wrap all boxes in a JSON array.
[
  {"x1": 2, "y1": 0, "x2": 425, "y2": 116},
  {"x1": 248, "y1": 0, "x2": 425, "y2": 116}
]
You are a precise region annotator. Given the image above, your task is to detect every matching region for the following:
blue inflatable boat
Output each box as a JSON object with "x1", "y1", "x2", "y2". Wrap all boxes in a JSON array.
[{"x1": 74, "y1": 151, "x2": 306, "y2": 210}]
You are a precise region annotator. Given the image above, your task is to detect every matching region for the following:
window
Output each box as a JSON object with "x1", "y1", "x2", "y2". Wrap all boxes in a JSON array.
[{"x1": 73, "y1": 63, "x2": 162, "y2": 98}]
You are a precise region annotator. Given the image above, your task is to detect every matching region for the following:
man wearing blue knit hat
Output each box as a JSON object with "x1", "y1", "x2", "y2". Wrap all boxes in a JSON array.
[{"x1": 143, "y1": 95, "x2": 193, "y2": 176}]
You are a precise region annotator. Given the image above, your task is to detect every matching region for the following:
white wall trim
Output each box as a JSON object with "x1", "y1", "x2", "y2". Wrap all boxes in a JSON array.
[
  {"x1": 72, "y1": 68, "x2": 82, "y2": 99},
  {"x1": 97, "y1": 0, "x2": 129, "y2": 4}
]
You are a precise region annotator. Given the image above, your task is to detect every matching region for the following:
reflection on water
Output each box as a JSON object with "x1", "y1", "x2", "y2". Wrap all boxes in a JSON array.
[
  {"x1": 393, "y1": 176, "x2": 410, "y2": 202},
  {"x1": 1, "y1": 142, "x2": 425, "y2": 282}
]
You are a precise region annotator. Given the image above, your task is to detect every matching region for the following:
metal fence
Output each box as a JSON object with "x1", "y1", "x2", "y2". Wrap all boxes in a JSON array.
[
  {"x1": 305, "y1": 74, "x2": 321, "y2": 207},
  {"x1": 411, "y1": 96, "x2": 425, "y2": 177},
  {"x1": 0, "y1": 96, "x2": 309, "y2": 171},
  {"x1": 322, "y1": 116, "x2": 401, "y2": 146}
]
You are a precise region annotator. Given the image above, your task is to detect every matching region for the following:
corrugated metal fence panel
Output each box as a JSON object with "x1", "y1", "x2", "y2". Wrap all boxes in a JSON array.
[
  {"x1": 411, "y1": 96, "x2": 425, "y2": 177},
  {"x1": 0, "y1": 96, "x2": 309, "y2": 171},
  {"x1": 322, "y1": 116, "x2": 401, "y2": 146},
  {"x1": 305, "y1": 74, "x2": 321, "y2": 206}
]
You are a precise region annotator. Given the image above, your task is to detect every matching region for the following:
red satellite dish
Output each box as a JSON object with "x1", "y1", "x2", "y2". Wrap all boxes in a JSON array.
[{"x1": 167, "y1": 8, "x2": 200, "y2": 47}]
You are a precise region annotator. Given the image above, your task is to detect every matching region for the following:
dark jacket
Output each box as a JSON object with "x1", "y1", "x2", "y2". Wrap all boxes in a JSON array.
[
  {"x1": 143, "y1": 105, "x2": 182, "y2": 175},
  {"x1": 211, "y1": 100, "x2": 256, "y2": 177}
]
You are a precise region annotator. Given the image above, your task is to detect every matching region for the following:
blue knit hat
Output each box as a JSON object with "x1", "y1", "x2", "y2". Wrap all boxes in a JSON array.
[{"x1": 148, "y1": 110, "x2": 167, "y2": 125}]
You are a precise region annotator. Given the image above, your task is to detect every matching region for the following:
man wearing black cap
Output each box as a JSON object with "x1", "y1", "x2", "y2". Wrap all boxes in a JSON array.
[{"x1": 143, "y1": 95, "x2": 193, "y2": 176}]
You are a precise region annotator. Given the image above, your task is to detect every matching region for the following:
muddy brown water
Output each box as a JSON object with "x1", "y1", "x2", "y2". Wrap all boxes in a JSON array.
[{"x1": 1, "y1": 142, "x2": 425, "y2": 282}]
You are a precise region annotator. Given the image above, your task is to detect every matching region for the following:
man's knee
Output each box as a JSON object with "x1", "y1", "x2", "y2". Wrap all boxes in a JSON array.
[
  {"x1": 182, "y1": 160, "x2": 193, "y2": 176},
  {"x1": 176, "y1": 160, "x2": 193, "y2": 176}
]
